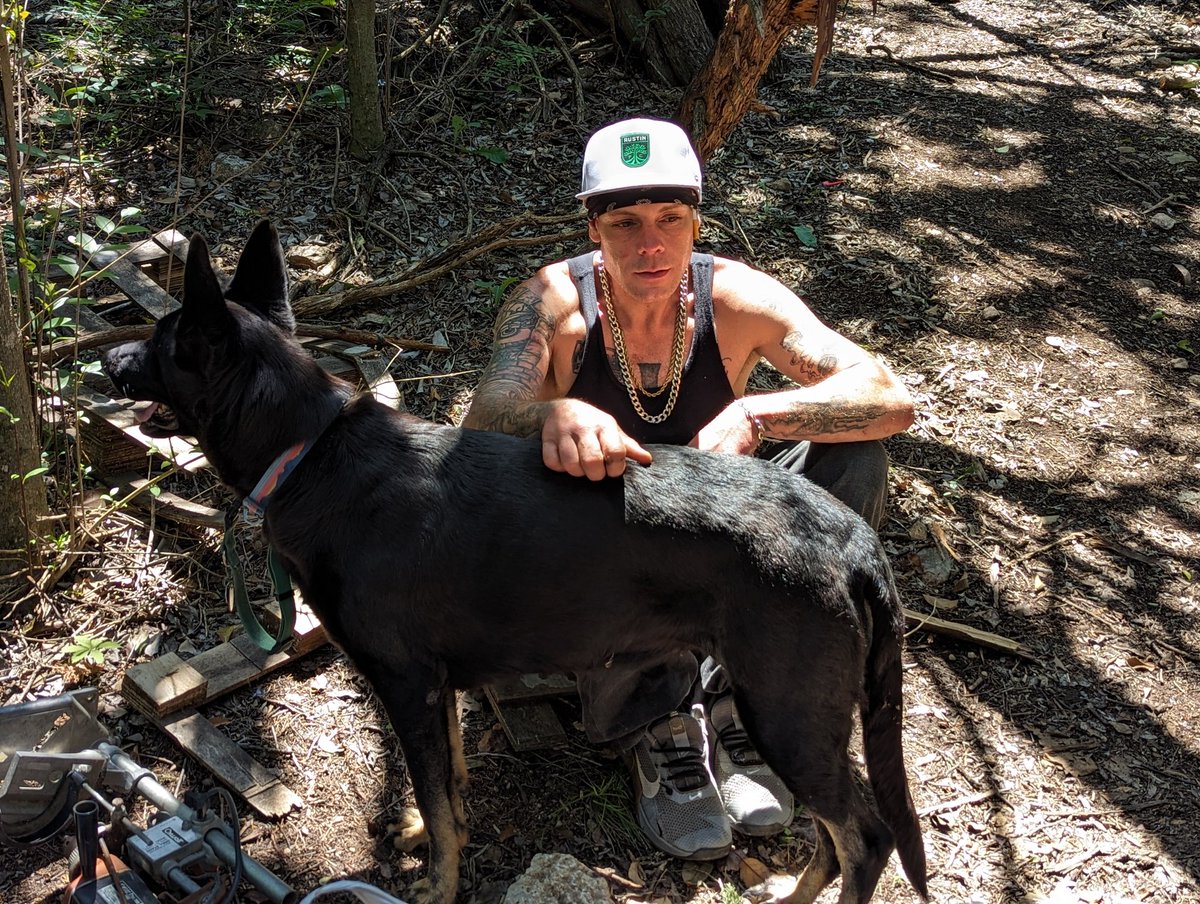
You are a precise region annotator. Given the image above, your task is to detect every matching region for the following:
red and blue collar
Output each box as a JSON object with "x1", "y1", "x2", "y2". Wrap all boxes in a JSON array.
[{"x1": 242, "y1": 440, "x2": 316, "y2": 524}]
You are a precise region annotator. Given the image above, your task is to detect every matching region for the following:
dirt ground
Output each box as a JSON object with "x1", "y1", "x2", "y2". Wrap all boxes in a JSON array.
[{"x1": 3, "y1": 0, "x2": 1200, "y2": 902}]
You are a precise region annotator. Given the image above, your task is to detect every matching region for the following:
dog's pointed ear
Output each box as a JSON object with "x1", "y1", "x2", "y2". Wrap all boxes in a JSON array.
[
  {"x1": 224, "y1": 220, "x2": 295, "y2": 333},
  {"x1": 182, "y1": 232, "x2": 233, "y2": 336}
]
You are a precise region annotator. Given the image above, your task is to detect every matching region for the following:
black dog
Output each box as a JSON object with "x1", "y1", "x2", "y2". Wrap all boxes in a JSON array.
[{"x1": 103, "y1": 222, "x2": 928, "y2": 904}]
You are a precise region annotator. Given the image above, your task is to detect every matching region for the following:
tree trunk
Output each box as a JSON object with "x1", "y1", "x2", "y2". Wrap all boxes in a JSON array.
[
  {"x1": 0, "y1": 18, "x2": 48, "y2": 584},
  {"x1": 678, "y1": 0, "x2": 828, "y2": 160},
  {"x1": 606, "y1": 0, "x2": 714, "y2": 86},
  {"x1": 0, "y1": 238, "x2": 49, "y2": 582},
  {"x1": 346, "y1": 0, "x2": 385, "y2": 160}
]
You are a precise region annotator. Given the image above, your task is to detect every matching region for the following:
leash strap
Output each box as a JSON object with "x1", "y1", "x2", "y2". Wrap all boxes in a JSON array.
[{"x1": 223, "y1": 505, "x2": 296, "y2": 653}]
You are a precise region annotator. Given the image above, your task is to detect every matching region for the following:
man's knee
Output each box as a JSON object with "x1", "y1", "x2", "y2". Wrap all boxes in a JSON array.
[{"x1": 768, "y1": 440, "x2": 890, "y2": 529}]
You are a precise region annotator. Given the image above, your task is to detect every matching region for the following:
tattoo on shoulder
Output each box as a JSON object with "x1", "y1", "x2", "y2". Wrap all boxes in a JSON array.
[{"x1": 781, "y1": 330, "x2": 840, "y2": 382}]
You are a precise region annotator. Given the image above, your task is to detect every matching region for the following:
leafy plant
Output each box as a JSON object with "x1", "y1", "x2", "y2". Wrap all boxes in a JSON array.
[
  {"x1": 449, "y1": 115, "x2": 509, "y2": 165},
  {"x1": 473, "y1": 276, "x2": 518, "y2": 312},
  {"x1": 64, "y1": 634, "x2": 120, "y2": 666}
]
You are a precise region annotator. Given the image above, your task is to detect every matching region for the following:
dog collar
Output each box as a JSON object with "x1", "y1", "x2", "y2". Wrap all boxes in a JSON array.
[{"x1": 242, "y1": 440, "x2": 314, "y2": 524}]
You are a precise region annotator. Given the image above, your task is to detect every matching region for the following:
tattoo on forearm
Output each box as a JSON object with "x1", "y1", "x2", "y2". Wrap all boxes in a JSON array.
[
  {"x1": 781, "y1": 331, "x2": 840, "y2": 383},
  {"x1": 474, "y1": 404, "x2": 546, "y2": 438},
  {"x1": 770, "y1": 399, "x2": 887, "y2": 437}
]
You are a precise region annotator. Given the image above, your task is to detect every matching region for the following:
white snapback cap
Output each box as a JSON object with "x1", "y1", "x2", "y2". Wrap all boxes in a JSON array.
[{"x1": 577, "y1": 117, "x2": 703, "y2": 202}]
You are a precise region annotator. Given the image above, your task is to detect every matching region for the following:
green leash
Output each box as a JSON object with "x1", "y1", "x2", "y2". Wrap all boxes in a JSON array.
[{"x1": 223, "y1": 506, "x2": 296, "y2": 653}]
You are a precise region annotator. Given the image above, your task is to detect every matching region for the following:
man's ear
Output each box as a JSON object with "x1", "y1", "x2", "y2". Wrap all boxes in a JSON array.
[
  {"x1": 182, "y1": 233, "x2": 233, "y2": 339},
  {"x1": 225, "y1": 219, "x2": 295, "y2": 333},
  {"x1": 587, "y1": 217, "x2": 601, "y2": 244},
  {"x1": 692, "y1": 210, "x2": 701, "y2": 241}
]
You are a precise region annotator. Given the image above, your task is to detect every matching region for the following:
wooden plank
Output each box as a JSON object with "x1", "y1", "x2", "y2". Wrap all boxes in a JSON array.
[
  {"x1": 306, "y1": 339, "x2": 404, "y2": 410},
  {"x1": 483, "y1": 690, "x2": 568, "y2": 752},
  {"x1": 487, "y1": 673, "x2": 576, "y2": 704},
  {"x1": 71, "y1": 381, "x2": 208, "y2": 473},
  {"x1": 63, "y1": 304, "x2": 116, "y2": 338},
  {"x1": 106, "y1": 472, "x2": 224, "y2": 529},
  {"x1": 91, "y1": 229, "x2": 187, "y2": 320},
  {"x1": 262, "y1": 598, "x2": 328, "y2": 656},
  {"x1": 121, "y1": 653, "x2": 209, "y2": 719},
  {"x1": 160, "y1": 710, "x2": 302, "y2": 819}
]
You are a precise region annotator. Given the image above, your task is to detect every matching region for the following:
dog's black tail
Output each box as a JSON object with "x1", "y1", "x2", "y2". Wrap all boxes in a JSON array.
[{"x1": 861, "y1": 560, "x2": 929, "y2": 900}]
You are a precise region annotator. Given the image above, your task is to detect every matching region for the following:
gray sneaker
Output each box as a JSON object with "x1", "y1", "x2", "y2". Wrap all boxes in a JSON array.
[
  {"x1": 707, "y1": 691, "x2": 795, "y2": 836},
  {"x1": 626, "y1": 710, "x2": 732, "y2": 860}
]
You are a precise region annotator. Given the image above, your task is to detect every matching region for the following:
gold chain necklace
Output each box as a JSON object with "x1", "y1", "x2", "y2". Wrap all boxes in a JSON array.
[{"x1": 598, "y1": 255, "x2": 689, "y2": 424}]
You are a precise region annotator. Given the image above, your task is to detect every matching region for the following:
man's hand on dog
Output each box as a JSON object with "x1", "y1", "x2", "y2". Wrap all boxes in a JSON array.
[{"x1": 541, "y1": 399, "x2": 653, "y2": 480}]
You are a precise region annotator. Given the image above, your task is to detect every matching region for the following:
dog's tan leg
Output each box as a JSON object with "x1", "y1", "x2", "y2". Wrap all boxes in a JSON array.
[
  {"x1": 780, "y1": 818, "x2": 841, "y2": 904},
  {"x1": 379, "y1": 682, "x2": 467, "y2": 904},
  {"x1": 447, "y1": 691, "x2": 470, "y2": 848}
]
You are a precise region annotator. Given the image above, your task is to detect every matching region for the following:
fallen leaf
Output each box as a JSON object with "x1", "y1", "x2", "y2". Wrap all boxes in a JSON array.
[
  {"x1": 791, "y1": 224, "x2": 818, "y2": 248},
  {"x1": 681, "y1": 860, "x2": 712, "y2": 886},
  {"x1": 497, "y1": 824, "x2": 518, "y2": 843},
  {"x1": 627, "y1": 859, "x2": 646, "y2": 886},
  {"x1": 922, "y1": 593, "x2": 958, "y2": 611},
  {"x1": 739, "y1": 855, "x2": 771, "y2": 887}
]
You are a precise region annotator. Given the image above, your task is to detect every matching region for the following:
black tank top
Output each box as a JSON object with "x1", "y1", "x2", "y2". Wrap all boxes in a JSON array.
[{"x1": 565, "y1": 251, "x2": 735, "y2": 445}]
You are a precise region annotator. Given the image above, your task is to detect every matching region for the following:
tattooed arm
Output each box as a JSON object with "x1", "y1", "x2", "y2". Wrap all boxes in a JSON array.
[
  {"x1": 463, "y1": 279, "x2": 558, "y2": 437},
  {"x1": 694, "y1": 259, "x2": 914, "y2": 454},
  {"x1": 464, "y1": 266, "x2": 652, "y2": 480}
]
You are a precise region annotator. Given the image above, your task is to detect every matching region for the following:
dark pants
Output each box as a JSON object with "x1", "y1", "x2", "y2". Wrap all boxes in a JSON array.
[{"x1": 575, "y1": 439, "x2": 890, "y2": 747}]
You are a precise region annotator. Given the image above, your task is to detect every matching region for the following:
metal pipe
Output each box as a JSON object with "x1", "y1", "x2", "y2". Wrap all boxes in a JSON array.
[
  {"x1": 96, "y1": 743, "x2": 297, "y2": 904},
  {"x1": 73, "y1": 800, "x2": 100, "y2": 883}
]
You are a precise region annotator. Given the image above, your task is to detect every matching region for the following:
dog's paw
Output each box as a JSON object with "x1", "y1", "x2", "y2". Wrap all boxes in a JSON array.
[
  {"x1": 745, "y1": 873, "x2": 803, "y2": 903},
  {"x1": 386, "y1": 806, "x2": 429, "y2": 853},
  {"x1": 405, "y1": 877, "x2": 435, "y2": 903},
  {"x1": 404, "y1": 876, "x2": 454, "y2": 904}
]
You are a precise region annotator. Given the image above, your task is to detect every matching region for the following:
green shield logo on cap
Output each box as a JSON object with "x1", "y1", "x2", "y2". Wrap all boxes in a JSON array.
[{"x1": 620, "y1": 133, "x2": 650, "y2": 168}]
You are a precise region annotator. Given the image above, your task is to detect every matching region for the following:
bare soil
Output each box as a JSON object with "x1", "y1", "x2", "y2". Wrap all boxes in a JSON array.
[{"x1": 3, "y1": 1, "x2": 1200, "y2": 903}]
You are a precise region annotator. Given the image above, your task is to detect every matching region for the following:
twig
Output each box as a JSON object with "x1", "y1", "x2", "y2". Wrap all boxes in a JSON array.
[
  {"x1": 292, "y1": 211, "x2": 585, "y2": 318},
  {"x1": 1141, "y1": 193, "x2": 1180, "y2": 216},
  {"x1": 394, "y1": 0, "x2": 451, "y2": 63},
  {"x1": 903, "y1": 606, "x2": 1031, "y2": 658},
  {"x1": 337, "y1": 206, "x2": 414, "y2": 254},
  {"x1": 866, "y1": 45, "x2": 958, "y2": 83},
  {"x1": 298, "y1": 324, "x2": 449, "y2": 352},
  {"x1": 46, "y1": 322, "x2": 450, "y2": 360},
  {"x1": 918, "y1": 788, "x2": 999, "y2": 817},
  {"x1": 521, "y1": 1, "x2": 585, "y2": 123},
  {"x1": 702, "y1": 215, "x2": 756, "y2": 259},
  {"x1": 1106, "y1": 161, "x2": 1163, "y2": 201}
]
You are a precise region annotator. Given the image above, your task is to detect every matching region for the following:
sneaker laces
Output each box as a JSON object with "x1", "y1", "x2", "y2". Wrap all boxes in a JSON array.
[
  {"x1": 652, "y1": 740, "x2": 710, "y2": 792},
  {"x1": 711, "y1": 694, "x2": 765, "y2": 768}
]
